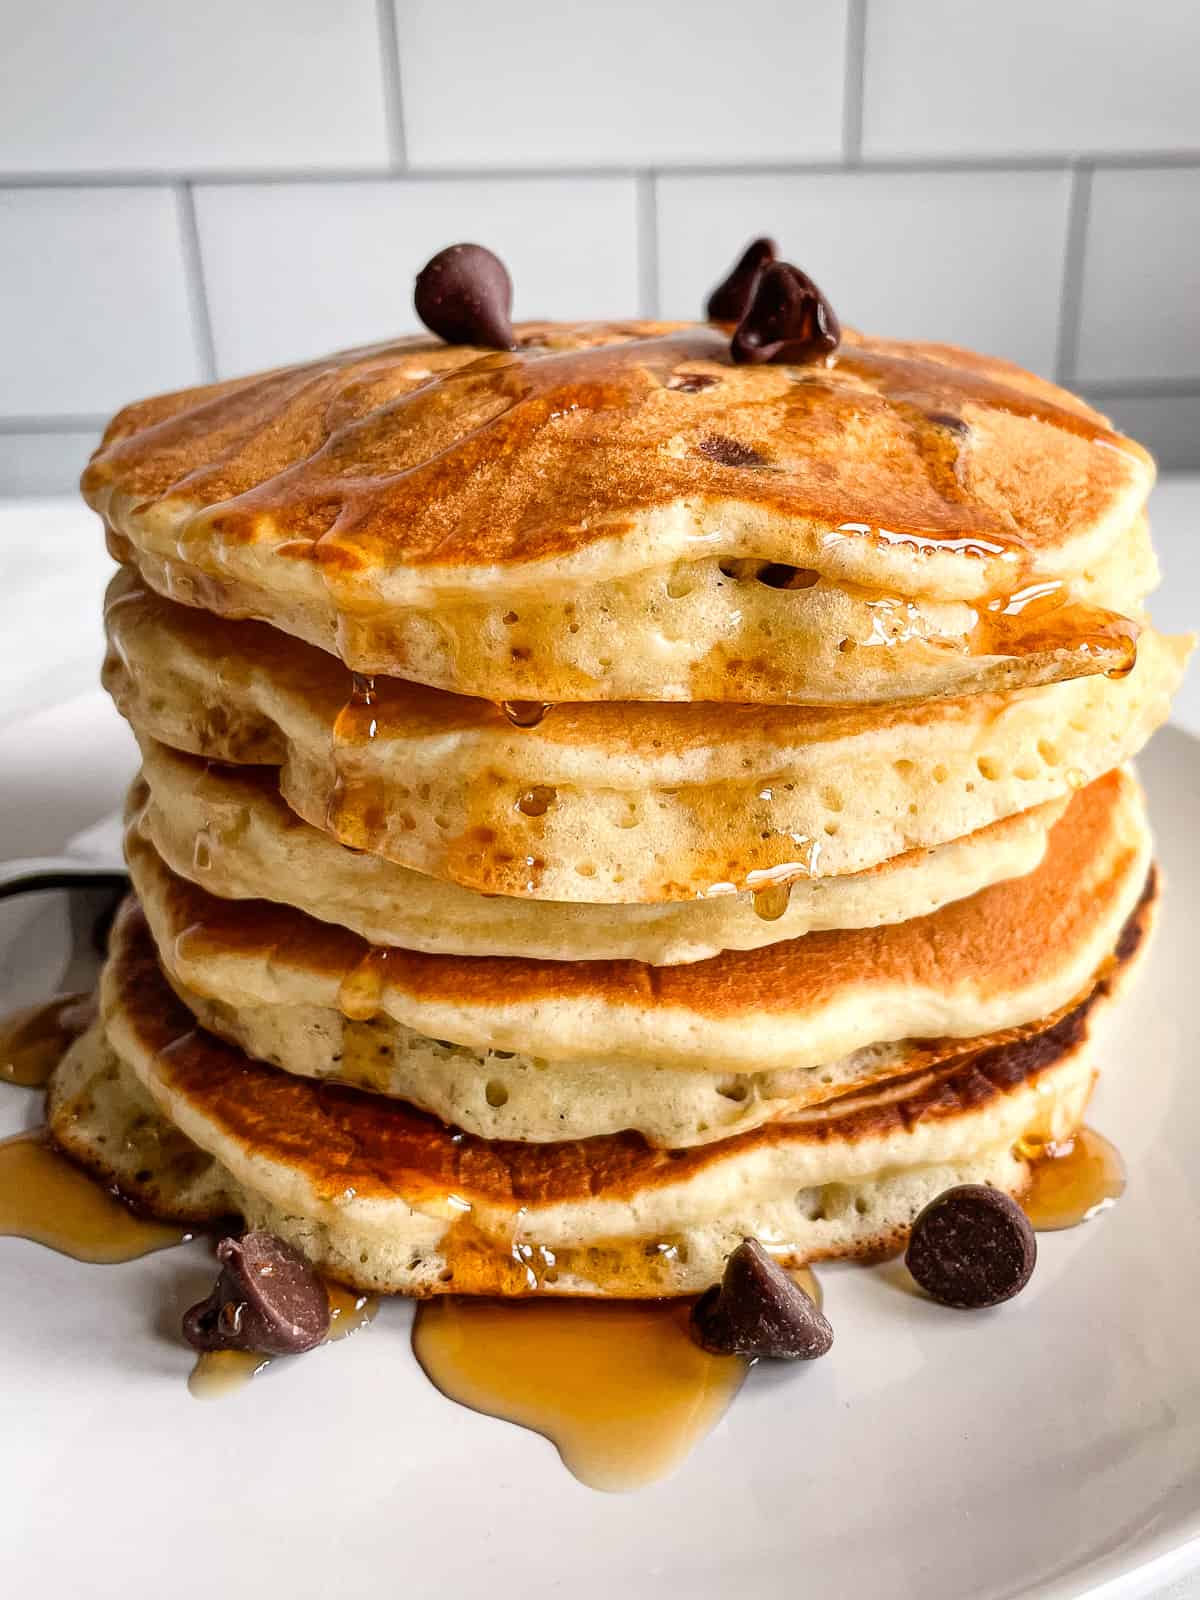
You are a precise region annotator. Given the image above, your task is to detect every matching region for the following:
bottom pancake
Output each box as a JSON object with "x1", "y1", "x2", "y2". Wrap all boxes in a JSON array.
[{"x1": 47, "y1": 878, "x2": 1156, "y2": 1297}]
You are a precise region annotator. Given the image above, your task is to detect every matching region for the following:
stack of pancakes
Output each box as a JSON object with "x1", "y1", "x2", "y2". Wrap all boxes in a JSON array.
[{"x1": 51, "y1": 318, "x2": 1189, "y2": 1297}]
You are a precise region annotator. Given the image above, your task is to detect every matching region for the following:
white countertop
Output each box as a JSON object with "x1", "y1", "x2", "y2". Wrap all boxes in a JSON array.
[{"x1": 0, "y1": 487, "x2": 1198, "y2": 1599}]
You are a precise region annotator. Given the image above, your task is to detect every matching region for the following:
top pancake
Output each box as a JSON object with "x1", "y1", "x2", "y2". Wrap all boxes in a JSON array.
[{"x1": 83, "y1": 321, "x2": 1154, "y2": 699}]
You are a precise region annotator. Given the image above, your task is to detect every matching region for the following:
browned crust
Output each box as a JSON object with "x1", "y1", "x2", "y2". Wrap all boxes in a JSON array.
[
  {"x1": 83, "y1": 321, "x2": 1148, "y2": 584},
  {"x1": 90, "y1": 872, "x2": 1156, "y2": 1210},
  {"x1": 134, "y1": 770, "x2": 1136, "y2": 1018}
]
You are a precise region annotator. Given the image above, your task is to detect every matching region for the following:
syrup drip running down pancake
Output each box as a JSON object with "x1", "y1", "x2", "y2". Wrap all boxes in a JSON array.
[
  {"x1": 48, "y1": 872, "x2": 1156, "y2": 1299},
  {"x1": 85, "y1": 322, "x2": 1154, "y2": 702},
  {"x1": 103, "y1": 570, "x2": 1188, "y2": 902}
]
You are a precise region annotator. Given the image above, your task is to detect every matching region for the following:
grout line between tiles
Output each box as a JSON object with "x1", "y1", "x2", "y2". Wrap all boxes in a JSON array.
[
  {"x1": 0, "y1": 417, "x2": 107, "y2": 434},
  {"x1": 175, "y1": 182, "x2": 219, "y2": 381},
  {"x1": 2, "y1": 152, "x2": 1199, "y2": 189},
  {"x1": 842, "y1": 0, "x2": 867, "y2": 164},
  {"x1": 374, "y1": 0, "x2": 408, "y2": 169},
  {"x1": 1078, "y1": 378, "x2": 1200, "y2": 400},
  {"x1": 636, "y1": 173, "x2": 660, "y2": 319},
  {"x1": 1054, "y1": 163, "x2": 1093, "y2": 383}
]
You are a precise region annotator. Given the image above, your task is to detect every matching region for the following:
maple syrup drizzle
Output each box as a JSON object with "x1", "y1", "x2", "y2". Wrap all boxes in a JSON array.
[
  {"x1": 740, "y1": 843, "x2": 822, "y2": 908},
  {"x1": 974, "y1": 583, "x2": 1140, "y2": 677},
  {"x1": 412, "y1": 1295, "x2": 746, "y2": 1492},
  {"x1": 0, "y1": 1130, "x2": 187, "y2": 1262},
  {"x1": 792, "y1": 1265, "x2": 822, "y2": 1308},
  {"x1": 337, "y1": 947, "x2": 392, "y2": 1022},
  {"x1": 698, "y1": 566, "x2": 1139, "y2": 685},
  {"x1": 0, "y1": 993, "x2": 95, "y2": 1088},
  {"x1": 1019, "y1": 1126, "x2": 1126, "y2": 1231},
  {"x1": 187, "y1": 1349, "x2": 269, "y2": 1399},
  {"x1": 324, "y1": 670, "x2": 386, "y2": 849},
  {"x1": 500, "y1": 700, "x2": 553, "y2": 729},
  {"x1": 188, "y1": 1282, "x2": 380, "y2": 1399},
  {"x1": 155, "y1": 324, "x2": 1136, "y2": 590},
  {"x1": 751, "y1": 883, "x2": 792, "y2": 922}
]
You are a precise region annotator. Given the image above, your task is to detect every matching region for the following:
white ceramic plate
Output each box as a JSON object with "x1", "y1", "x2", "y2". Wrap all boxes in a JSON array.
[{"x1": 3, "y1": 693, "x2": 1200, "y2": 1600}]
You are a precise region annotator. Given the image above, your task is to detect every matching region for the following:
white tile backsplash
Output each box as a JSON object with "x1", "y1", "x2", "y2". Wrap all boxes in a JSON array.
[
  {"x1": 2, "y1": 2, "x2": 1198, "y2": 491},
  {"x1": 862, "y1": 0, "x2": 1200, "y2": 158},
  {"x1": 1075, "y1": 168, "x2": 1200, "y2": 383},
  {"x1": 0, "y1": 188, "x2": 203, "y2": 419},
  {"x1": 393, "y1": 0, "x2": 848, "y2": 168},
  {"x1": 657, "y1": 170, "x2": 1071, "y2": 375},
  {"x1": 1081, "y1": 391, "x2": 1200, "y2": 473},
  {"x1": 0, "y1": 0, "x2": 389, "y2": 174},
  {"x1": 0, "y1": 431, "x2": 100, "y2": 496},
  {"x1": 194, "y1": 178, "x2": 641, "y2": 376}
]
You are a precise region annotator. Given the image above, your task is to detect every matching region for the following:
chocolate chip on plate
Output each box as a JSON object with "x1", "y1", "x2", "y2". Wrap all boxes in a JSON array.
[
  {"x1": 691, "y1": 1238, "x2": 833, "y2": 1359},
  {"x1": 414, "y1": 243, "x2": 516, "y2": 350},
  {"x1": 183, "y1": 1230, "x2": 331, "y2": 1355},
  {"x1": 706, "y1": 237, "x2": 778, "y2": 323},
  {"x1": 731, "y1": 261, "x2": 841, "y2": 366},
  {"x1": 905, "y1": 1185, "x2": 1037, "y2": 1309}
]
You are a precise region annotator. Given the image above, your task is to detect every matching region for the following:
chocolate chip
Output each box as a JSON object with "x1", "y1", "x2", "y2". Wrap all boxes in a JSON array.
[
  {"x1": 691, "y1": 1239, "x2": 833, "y2": 1359},
  {"x1": 183, "y1": 1231, "x2": 331, "y2": 1355},
  {"x1": 925, "y1": 410, "x2": 970, "y2": 435},
  {"x1": 706, "y1": 237, "x2": 778, "y2": 323},
  {"x1": 731, "y1": 262, "x2": 841, "y2": 366},
  {"x1": 756, "y1": 563, "x2": 820, "y2": 590},
  {"x1": 697, "y1": 434, "x2": 768, "y2": 468},
  {"x1": 905, "y1": 1185, "x2": 1036, "y2": 1309},
  {"x1": 666, "y1": 372, "x2": 720, "y2": 393},
  {"x1": 414, "y1": 243, "x2": 516, "y2": 350}
]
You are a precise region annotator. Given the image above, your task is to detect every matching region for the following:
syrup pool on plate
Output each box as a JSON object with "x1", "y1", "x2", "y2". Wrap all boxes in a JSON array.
[
  {"x1": 188, "y1": 1284, "x2": 379, "y2": 1399},
  {"x1": 0, "y1": 993, "x2": 95, "y2": 1088},
  {"x1": 1020, "y1": 1127, "x2": 1126, "y2": 1231},
  {"x1": 412, "y1": 1294, "x2": 750, "y2": 1492},
  {"x1": 0, "y1": 1129, "x2": 187, "y2": 1262}
]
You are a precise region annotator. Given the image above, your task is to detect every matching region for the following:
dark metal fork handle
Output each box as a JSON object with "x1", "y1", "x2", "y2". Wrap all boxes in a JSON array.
[{"x1": 0, "y1": 857, "x2": 129, "y2": 903}]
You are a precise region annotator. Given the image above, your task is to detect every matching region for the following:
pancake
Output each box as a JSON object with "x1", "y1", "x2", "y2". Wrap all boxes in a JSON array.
[
  {"x1": 132, "y1": 738, "x2": 1068, "y2": 965},
  {"x1": 127, "y1": 770, "x2": 1150, "y2": 1097},
  {"x1": 44, "y1": 1024, "x2": 1036, "y2": 1297},
  {"x1": 83, "y1": 322, "x2": 1155, "y2": 703},
  {"x1": 51, "y1": 884, "x2": 1154, "y2": 1296},
  {"x1": 103, "y1": 569, "x2": 1188, "y2": 902},
  {"x1": 109, "y1": 517, "x2": 1154, "y2": 707},
  {"x1": 163, "y1": 981, "x2": 1099, "y2": 1151}
]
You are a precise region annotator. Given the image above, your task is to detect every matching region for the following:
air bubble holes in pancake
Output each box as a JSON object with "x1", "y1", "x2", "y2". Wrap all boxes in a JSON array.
[
  {"x1": 665, "y1": 569, "x2": 697, "y2": 601},
  {"x1": 977, "y1": 756, "x2": 1004, "y2": 781},
  {"x1": 1039, "y1": 740, "x2": 1062, "y2": 767}
]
